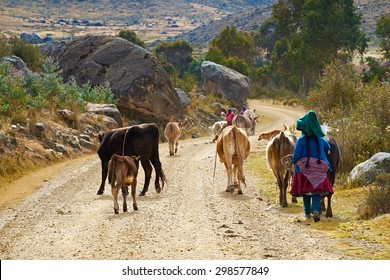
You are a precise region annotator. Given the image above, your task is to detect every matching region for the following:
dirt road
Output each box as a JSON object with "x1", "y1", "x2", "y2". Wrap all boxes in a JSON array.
[{"x1": 0, "y1": 100, "x2": 352, "y2": 260}]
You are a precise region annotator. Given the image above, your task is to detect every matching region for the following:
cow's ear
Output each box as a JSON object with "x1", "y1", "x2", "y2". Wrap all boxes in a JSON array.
[
  {"x1": 133, "y1": 156, "x2": 141, "y2": 162},
  {"x1": 253, "y1": 109, "x2": 256, "y2": 113},
  {"x1": 254, "y1": 116, "x2": 259, "y2": 120}
]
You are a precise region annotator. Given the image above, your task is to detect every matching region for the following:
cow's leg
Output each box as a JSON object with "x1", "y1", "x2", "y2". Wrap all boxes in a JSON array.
[
  {"x1": 122, "y1": 185, "x2": 128, "y2": 213},
  {"x1": 139, "y1": 160, "x2": 153, "y2": 196},
  {"x1": 169, "y1": 140, "x2": 174, "y2": 156},
  {"x1": 233, "y1": 164, "x2": 238, "y2": 186},
  {"x1": 225, "y1": 161, "x2": 234, "y2": 193},
  {"x1": 174, "y1": 140, "x2": 179, "y2": 154},
  {"x1": 97, "y1": 160, "x2": 108, "y2": 195},
  {"x1": 233, "y1": 164, "x2": 243, "y2": 194},
  {"x1": 111, "y1": 182, "x2": 120, "y2": 214},
  {"x1": 131, "y1": 181, "x2": 138, "y2": 211},
  {"x1": 320, "y1": 197, "x2": 325, "y2": 215},
  {"x1": 326, "y1": 194, "x2": 333, "y2": 218},
  {"x1": 278, "y1": 175, "x2": 288, "y2": 207},
  {"x1": 291, "y1": 174, "x2": 297, "y2": 203},
  {"x1": 276, "y1": 176, "x2": 283, "y2": 206},
  {"x1": 282, "y1": 173, "x2": 289, "y2": 207}
]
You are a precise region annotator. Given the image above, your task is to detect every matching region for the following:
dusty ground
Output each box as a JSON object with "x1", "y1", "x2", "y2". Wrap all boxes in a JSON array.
[{"x1": 0, "y1": 100, "x2": 354, "y2": 260}]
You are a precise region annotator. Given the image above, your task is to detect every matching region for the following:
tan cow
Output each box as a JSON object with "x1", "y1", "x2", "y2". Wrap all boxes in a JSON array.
[
  {"x1": 164, "y1": 121, "x2": 182, "y2": 156},
  {"x1": 266, "y1": 131, "x2": 297, "y2": 207},
  {"x1": 108, "y1": 154, "x2": 140, "y2": 214},
  {"x1": 216, "y1": 125, "x2": 250, "y2": 194}
]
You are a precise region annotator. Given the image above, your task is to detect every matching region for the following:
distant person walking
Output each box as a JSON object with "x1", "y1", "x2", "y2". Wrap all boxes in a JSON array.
[
  {"x1": 239, "y1": 105, "x2": 246, "y2": 115},
  {"x1": 225, "y1": 108, "x2": 235, "y2": 126}
]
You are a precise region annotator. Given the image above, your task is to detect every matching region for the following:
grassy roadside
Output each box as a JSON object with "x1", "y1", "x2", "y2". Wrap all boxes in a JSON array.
[{"x1": 246, "y1": 148, "x2": 390, "y2": 260}]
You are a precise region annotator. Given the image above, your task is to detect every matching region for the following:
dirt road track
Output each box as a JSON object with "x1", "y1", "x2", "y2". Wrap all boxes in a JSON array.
[{"x1": 0, "y1": 100, "x2": 353, "y2": 260}]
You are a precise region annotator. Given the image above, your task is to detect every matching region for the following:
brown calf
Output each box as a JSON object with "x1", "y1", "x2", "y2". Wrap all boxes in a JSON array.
[
  {"x1": 258, "y1": 125, "x2": 288, "y2": 141},
  {"x1": 108, "y1": 154, "x2": 140, "y2": 214}
]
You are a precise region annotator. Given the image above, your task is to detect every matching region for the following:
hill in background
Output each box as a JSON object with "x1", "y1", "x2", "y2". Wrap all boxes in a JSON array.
[
  {"x1": 0, "y1": 0, "x2": 388, "y2": 52},
  {"x1": 0, "y1": 0, "x2": 275, "y2": 44}
]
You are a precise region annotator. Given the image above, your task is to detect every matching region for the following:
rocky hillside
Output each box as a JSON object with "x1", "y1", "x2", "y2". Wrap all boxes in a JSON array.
[{"x1": 175, "y1": 0, "x2": 390, "y2": 47}]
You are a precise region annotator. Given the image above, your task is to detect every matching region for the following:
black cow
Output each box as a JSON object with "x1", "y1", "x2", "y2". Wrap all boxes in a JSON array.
[
  {"x1": 321, "y1": 135, "x2": 341, "y2": 217},
  {"x1": 97, "y1": 123, "x2": 166, "y2": 196}
]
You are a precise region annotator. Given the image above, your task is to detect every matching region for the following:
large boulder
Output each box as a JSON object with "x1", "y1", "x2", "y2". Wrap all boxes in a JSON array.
[
  {"x1": 201, "y1": 61, "x2": 250, "y2": 106},
  {"x1": 56, "y1": 35, "x2": 185, "y2": 122},
  {"x1": 0, "y1": 55, "x2": 32, "y2": 76},
  {"x1": 85, "y1": 103, "x2": 123, "y2": 127},
  {"x1": 39, "y1": 41, "x2": 68, "y2": 58},
  {"x1": 349, "y1": 152, "x2": 390, "y2": 185}
]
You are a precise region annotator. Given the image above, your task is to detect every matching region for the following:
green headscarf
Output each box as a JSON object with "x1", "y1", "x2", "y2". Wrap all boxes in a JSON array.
[{"x1": 296, "y1": 110, "x2": 325, "y2": 137}]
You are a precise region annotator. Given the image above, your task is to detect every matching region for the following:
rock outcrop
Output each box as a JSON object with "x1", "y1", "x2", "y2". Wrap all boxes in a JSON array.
[
  {"x1": 201, "y1": 61, "x2": 250, "y2": 106},
  {"x1": 349, "y1": 152, "x2": 390, "y2": 185},
  {"x1": 56, "y1": 35, "x2": 185, "y2": 122}
]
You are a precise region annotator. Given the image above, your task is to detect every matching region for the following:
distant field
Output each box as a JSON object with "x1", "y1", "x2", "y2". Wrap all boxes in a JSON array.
[{"x1": 0, "y1": 1, "x2": 231, "y2": 43}]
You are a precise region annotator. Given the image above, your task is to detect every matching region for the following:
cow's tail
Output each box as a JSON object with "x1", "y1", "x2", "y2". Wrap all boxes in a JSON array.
[
  {"x1": 152, "y1": 137, "x2": 167, "y2": 188},
  {"x1": 233, "y1": 126, "x2": 246, "y2": 186}
]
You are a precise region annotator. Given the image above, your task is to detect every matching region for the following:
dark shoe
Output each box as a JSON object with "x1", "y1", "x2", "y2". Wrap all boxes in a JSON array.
[
  {"x1": 313, "y1": 211, "x2": 320, "y2": 222},
  {"x1": 305, "y1": 214, "x2": 311, "y2": 220}
]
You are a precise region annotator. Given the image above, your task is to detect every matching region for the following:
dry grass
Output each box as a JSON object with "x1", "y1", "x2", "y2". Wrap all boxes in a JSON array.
[{"x1": 247, "y1": 149, "x2": 390, "y2": 260}]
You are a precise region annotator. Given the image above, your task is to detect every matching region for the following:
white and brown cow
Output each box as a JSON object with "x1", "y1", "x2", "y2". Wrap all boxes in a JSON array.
[
  {"x1": 212, "y1": 120, "x2": 228, "y2": 142},
  {"x1": 266, "y1": 131, "x2": 297, "y2": 207},
  {"x1": 108, "y1": 154, "x2": 140, "y2": 214},
  {"x1": 164, "y1": 121, "x2": 182, "y2": 156},
  {"x1": 216, "y1": 125, "x2": 250, "y2": 194}
]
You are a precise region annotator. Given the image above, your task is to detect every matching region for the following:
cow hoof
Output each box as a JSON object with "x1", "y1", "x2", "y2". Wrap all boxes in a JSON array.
[
  {"x1": 123, "y1": 208, "x2": 128, "y2": 213},
  {"x1": 139, "y1": 192, "x2": 146, "y2": 196},
  {"x1": 238, "y1": 191, "x2": 243, "y2": 195},
  {"x1": 114, "y1": 209, "x2": 119, "y2": 214},
  {"x1": 97, "y1": 190, "x2": 104, "y2": 195},
  {"x1": 326, "y1": 213, "x2": 333, "y2": 218},
  {"x1": 156, "y1": 186, "x2": 161, "y2": 193},
  {"x1": 226, "y1": 186, "x2": 235, "y2": 193},
  {"x1": 134, "y1": 206, "x2": 138, "y2": 211}
]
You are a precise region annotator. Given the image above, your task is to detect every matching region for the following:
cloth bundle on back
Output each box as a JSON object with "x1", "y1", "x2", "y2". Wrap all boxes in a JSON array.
[{"x1": 290, "y1": 110, "x2": 333, "y2": 222}]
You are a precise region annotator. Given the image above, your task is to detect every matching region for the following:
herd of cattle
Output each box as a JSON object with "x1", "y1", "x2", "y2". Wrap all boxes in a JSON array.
[{"x1": 97, "y1": 109, "x2": 340, "y2": 218}]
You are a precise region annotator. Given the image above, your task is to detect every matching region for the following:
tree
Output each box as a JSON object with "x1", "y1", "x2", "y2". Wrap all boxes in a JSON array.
[
  {"x1": 268, "y1": 0, "x2": 368, "y2": 92},
  {"x1": 376, "y1": 14, "x2": 390, "y2": 59},
  {"x1": 205, "y1": 26, "x2": 255, "y2": 76},
  {"x1": 253, "y1": 17, "x2": 280, "y2": 60},
  {"x1": 155, "y1": 40, "x2": 193, "y2": 77},
  {"x1": 117, "y1": 29, "x2": 146, "y2": 48}
]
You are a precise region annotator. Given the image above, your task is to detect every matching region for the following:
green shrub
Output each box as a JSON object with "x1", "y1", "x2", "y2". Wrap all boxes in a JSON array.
[
  {"x1": 306, "y1": 60, "x2": 390, "y2": 172},
  {"x1": 171, "y1": 70, "x2": 197, "y2": 93},
  {"x1": 0, "y1": 59, "x2": 117, "y2": 116},
  {"x1": 8, "y1": 36, "x2": 45, "y2": 72}
]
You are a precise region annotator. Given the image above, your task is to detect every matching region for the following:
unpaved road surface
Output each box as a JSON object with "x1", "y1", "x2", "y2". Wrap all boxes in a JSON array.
[{"x1": 0, "y1": 100, "x2": 353, "y2": 260}]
